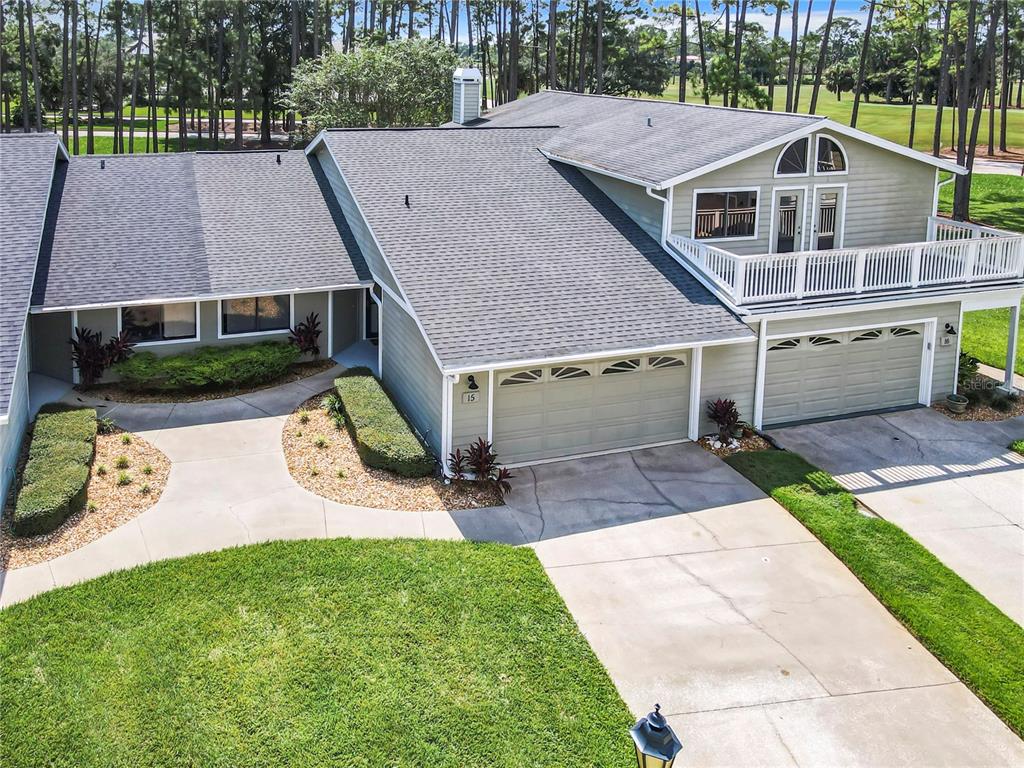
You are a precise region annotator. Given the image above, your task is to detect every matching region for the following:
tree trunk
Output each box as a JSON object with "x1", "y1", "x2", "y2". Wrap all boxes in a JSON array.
[
  {"x1": 784, "y1": 0, "x2": 798, "y2": 112},
  {"x1": 450, "y1": 0, "x2": 459, "y2": 44},
  {"x1": 767, "y1": 1, "x2": 782, "y2": 111},
  {"x1": 792, "y1": 0, "x2": 813, "y2": 111},
  {"x1": 932, "y1": 0, "x2": 952, "y2": 156},
  {"x1": 234, "y1": 0, "x2": 246, "y2": 149},
  {"x1": 722, "y1": 1, "x2": 729, "y2": 106},
  {"x1": 808, "y1": 0, "x2": 835, "y2": 114},
  {"x1": 71, "y1": 0, "x2": 79, "y2": 152},
  {"x1": 731, "y1": 0, "x2": 747, "y2": 108},
  {"x1": 694, "y1": 0, "x2": 709, "y2": 104},
  {"x1": 998, "y1": 0, "x2": 1009, "y2": 151},
  {"x1": 907, "y1": 19, "x2": 924, "y2": 149},
  {"x1": 987, "y1": 0, "x2": 998, "y2": 156},
  {"x1": 577, "y1": 0, "x2": 589, "y2": 93},
  {"x1": 347, "y1": 0, "x2": 356, "y2": 50},
  {"x1": 952, "y1": 0, "x2": 980, "y2": 220},
  {"x1": 849, "y1": 0, "x2": 875, "y2": 128},
  {"x1": 84, "y1": 0, "x2": 104, "y2": 154},
  {"x1": 62, "y1": 1, "x2": 69, "y2": 144},
  {"x1": 17, "y1": 0, "x2": 29, "y2": 132},
  {"x1": 114, "y1": 0, "x2": 124, "y2": 152},
  {"x1": 677, "y1": 1, "x2": 685, "y2": 102},
  {"x1": 960, "y1": 1, "x2": 999, "y2": 217},
  {"x1": 128, "y1": 3, "x2": 145, "y2": 153},
  {"x1": 177, "y1": 1, "x2": 187, "y2": 152},
  {"x1": 26, "y1": 0, "x2": 42, "y2": 131},
  {"x1": 215, "y1": 16, "x2": 224, "y2": 149},
  {"x1": 547, "y1": 0, "x2": 557, "y2": 88},
  {"x1": 146, "y1": 0, "x2": 156, "y2": 152}
]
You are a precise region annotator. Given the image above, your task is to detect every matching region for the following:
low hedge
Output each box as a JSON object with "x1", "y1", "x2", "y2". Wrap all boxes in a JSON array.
[
  {"x1": 334, "y1": 368, "x2": 434, "y2": 477},
  {"x1": 13, "y1": 405, "x2": 97, "y2": 537},
  {"x1": 113, "y1": 341, "x2": 300, "y2": 392}
]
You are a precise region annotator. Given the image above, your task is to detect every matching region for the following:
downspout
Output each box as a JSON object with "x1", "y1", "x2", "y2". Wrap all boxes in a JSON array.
[
  {"x1": 645, "y1": 185, "x2": 671, "y2": 246},
  {"x1": 933, "y1": 173, "x2": 955, "y2": 217}
]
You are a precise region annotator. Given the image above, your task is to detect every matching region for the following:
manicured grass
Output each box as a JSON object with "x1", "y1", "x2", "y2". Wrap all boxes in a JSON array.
[
  {"x1": 68, "y1": 135, "x2": 206, "y2": 155},
  {"x1": 657, "y1": 80, "x2": 1024, "y2": 153},
  {"x1": 726, "y1": 450, "x2": 1024, "y2": 739},
  {"x1": 937, "y1": 174, "x2": 1024, "y2": 376},
  {"x1": 0, "y1": 539, "x2": 634, "y2": 768}
]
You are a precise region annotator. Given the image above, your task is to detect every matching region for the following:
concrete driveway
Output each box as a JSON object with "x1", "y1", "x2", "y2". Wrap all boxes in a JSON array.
[
  {"x1": 772, "y1": 409, "x2": 1024, "y2": 625},
  {"x1": 456, "y1": 444, "x2": 1024, "y2": 766}
]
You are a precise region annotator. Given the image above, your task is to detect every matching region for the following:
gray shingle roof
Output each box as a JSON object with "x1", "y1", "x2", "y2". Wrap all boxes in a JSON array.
[
  {"x1": 32, "y1": 150, "x2": 368, "y2": 310},
  {"x1": 1, "y1": 134, "x2": 63, "y2": 417},
  {"x1": 478, "y1": 91, "x2": 824, "y2": 187},
  {"x1": 320, "y1": 128, "x2": 752, "y2": 370}
]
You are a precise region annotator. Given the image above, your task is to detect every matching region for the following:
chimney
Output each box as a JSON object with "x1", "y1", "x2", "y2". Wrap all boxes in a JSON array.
[{"x1": 452, "y1": 67, "x2": 483, "y2": 125}]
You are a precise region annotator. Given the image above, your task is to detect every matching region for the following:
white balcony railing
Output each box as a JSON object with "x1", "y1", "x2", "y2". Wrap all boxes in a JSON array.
[{"x1": 667, "y1": 216, "x2": 1024, "y2": 306}]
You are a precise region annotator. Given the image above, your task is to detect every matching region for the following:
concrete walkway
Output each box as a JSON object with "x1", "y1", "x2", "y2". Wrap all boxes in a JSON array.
[
  {"x1": 473, "y1": 446, "x2": 1024, "y2": 766},
  {"x1": 772, "y1": 409, "x2": 1024, "y2": 625},
  {"x1": 0, "y1": 365, "x2": 458, "y2": 607}
]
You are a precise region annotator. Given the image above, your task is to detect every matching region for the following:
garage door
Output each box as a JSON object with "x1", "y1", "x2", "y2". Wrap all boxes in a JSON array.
[
  {"x1": 764, "y1": 325, "x2": 924, "y2": 425},
  {"x1": 493, "y1": 353, "x2": 691, "y2": 465}
]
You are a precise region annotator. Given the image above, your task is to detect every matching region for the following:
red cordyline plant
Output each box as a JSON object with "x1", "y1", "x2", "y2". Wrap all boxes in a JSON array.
[
  {"x1": 706, "y1": 398, "x2": 740, "y2": 443},
  {"x1": 289, "y1": 312, "x2": 322, "y2": 357},
  {"x1": 448, "y1": 438, "x2": 514, "y2": 496},
  {"x1": 69, "y1": 327, "x2": 135, "y2": 387}
]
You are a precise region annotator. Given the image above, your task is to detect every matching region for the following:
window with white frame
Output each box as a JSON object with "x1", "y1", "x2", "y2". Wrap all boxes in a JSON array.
[
  {"x1": 648, "y1": 355, "x2": 686, "y2": 369},
  {"x1": 851, "y1": 329, "x2": 883, "y2": 342},
  {"x1": 776, "y1": 138, "x2": 809, "y2": 175},
  {"x1": 890, "y1": 327, "x2": 920, "y2": 337},
  {"x1": 601, "y1": 358, "x2": 641, "y2": 375},
  {"x1": 694, "y1": 190, "x2": 758, "y2": 239},
  {"x1": 815, "y1": 137, "x2": 847, "y2": 173},
  {"x1": 550, "y1": 365, "x2": 591, "y2": 380},
  {"x1": 121, "y1": 302, "x2": 197, "y2": 343},
  {"x1": 500, "y1": 369, "x2": 543, "y2": 386},
  {"x1": 768, "y1": 338, "x2": 800, "y2": 351},
  {"x1": 221, "y1": 294, "x2": 291, "y2": 336}
]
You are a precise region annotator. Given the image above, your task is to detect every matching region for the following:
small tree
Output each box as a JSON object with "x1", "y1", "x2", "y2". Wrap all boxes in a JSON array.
[
  {"x1": 289, "y1": 312, "x2": 322, "y2": 358},
  {"x1": 706, "y1": 398, "x2": 740, "y2": 443},
  {"x1": 69, "y1": 327, "x2": 135, "y2": 387}
]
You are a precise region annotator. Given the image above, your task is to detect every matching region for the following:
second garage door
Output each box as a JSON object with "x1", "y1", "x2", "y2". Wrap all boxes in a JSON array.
[
  {"x1": 764, "y1": 324, "x2": 925, "y2": 426},
  {"x1": 493, "y1": 353, "x2": 691, "y2": 465}
]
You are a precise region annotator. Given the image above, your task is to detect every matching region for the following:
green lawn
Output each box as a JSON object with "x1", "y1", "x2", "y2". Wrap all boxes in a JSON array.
[
  {"x1": 658, "y1": 79, "x2": 1024, "y2": 154},
  {"x1": 937, "y1": 174, "x2": 1024, "y2": 376},
  {"x1": 68, "y1": 135, "x2": 211, "y2": 155},
  {"x1": 726, "y1": 451, "x2": 1024, "y2": 739},
  {"x1": 0, "y1": 539, "x2": 634, "y2": 768}
]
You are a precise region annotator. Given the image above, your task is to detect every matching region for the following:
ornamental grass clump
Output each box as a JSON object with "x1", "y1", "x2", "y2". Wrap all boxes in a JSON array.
[{"x1": 13, "y1": 405, "x2": 97, "y2": 537}]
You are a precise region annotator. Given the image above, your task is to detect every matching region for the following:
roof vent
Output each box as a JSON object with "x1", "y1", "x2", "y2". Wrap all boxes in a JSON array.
[
  {"x1": 276, "y1": 153, "x2": 281, "y2": 164},
  {"x1": 404, "y1": 194, "x2": 410, "y2": 207},
  {"x1": 452, "y1": 67, "x2": 483, "y2": 125},
  {"x1": 100, "y1": 159, "x2": 105, "y2": 169},
  {"x1": 646, "y1": 116, "x2": 653, "y2": 127}
]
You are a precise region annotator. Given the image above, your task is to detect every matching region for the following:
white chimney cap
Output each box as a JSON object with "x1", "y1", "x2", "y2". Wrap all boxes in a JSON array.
[{"x1": 453, "y1": 67, "x2": 483, "y2": 83}]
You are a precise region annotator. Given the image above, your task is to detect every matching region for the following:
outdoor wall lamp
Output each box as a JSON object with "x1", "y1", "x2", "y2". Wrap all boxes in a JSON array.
[
  {"x1": 466, "y1": 375, "x2": 479, "y2": 391},
  {"x1": 945, "y1": 323, "x2": 957, "y2": 335},
  {"x1": 630, "y1": 704, "x2": 682, "y2": 768}
]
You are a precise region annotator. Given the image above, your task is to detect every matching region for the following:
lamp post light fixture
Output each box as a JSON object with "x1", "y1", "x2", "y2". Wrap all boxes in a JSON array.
[{"x1": 630, "y1": 704, "x2": 682, "y2": 768}]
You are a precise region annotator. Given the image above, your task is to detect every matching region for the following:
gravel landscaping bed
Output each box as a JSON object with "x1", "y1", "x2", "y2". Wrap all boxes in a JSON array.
[
  {"x1": 698, "y1": 431, "x2": 773, "y2": 457},
  {"x1": 82, "y1": 359, "x2": 336, "y2": 404},
  {"x1": 933, "y1": 373, "x2": 1024, "y2": 422},
  {"x1": 284, "y1": 392, "x2": 502, "y2": 511},
  {"x1": 1, "y1": 427, "x2": 170, "y2": 569}
]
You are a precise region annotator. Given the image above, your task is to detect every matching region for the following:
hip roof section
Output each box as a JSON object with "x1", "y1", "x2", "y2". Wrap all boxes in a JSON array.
[
  {"x1": 32, "y1": 150, "x2": 369, "y2": 311},
  {"x1": 318, "y1": 127, "x2": 753, "y2": 369}
]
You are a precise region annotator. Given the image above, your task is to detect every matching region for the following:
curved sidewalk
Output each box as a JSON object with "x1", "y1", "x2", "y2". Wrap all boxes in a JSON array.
[{"x1": 0, "y1": 366, "x2": 461, "y2": 607}]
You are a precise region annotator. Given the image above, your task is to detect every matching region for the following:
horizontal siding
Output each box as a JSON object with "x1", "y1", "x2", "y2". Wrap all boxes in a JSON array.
[
  {"x1": 670, "y1": 129, "x2": 936, "y2": 255},
  {"x1": 1, "y1": 334, "x2": 31, "y2": 509},
  {"x1": 451, "y1": 370, "x2": 489, "y2": 453},
  {"x1": 766, "y1": 301, "x2": 960, "y2": 402},
  {"x1": 699, "y1": 342, "x2": 758, "y2": 435},
  {"x1": 316, "y1": 145, "x2": 403, "y2": 298},
  {"x1": 580, "y1": 170, "x2": 664, "y2": 241},
  {"x1": 380, "y1": 293, "x2": 443, "y2": 456}
]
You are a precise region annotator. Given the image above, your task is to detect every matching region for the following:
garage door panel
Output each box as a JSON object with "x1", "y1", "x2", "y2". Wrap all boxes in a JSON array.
[{"x1": 764, "y1": 326, "x2": 924, "y2": 426}]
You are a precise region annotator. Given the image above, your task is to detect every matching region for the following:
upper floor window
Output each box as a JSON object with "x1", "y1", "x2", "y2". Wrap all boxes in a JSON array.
[
  {"x1": 121, "y1": 302, "x2": 197, "y2": 344},
  {"x1": 816, "y1": 136, "x2": 847, "y2": 174},
  {"x1": 221, "y1": 294, "x2": 291, "y2": 336},
  {"x1": 776, "y1": 138, "x2": 808, "y2": 175},
  {"x1": 693, "y1": 190, "x2": 758, "y2": 240}
]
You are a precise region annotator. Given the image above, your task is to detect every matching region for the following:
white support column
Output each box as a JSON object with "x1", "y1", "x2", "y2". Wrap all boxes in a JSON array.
[
  {"x1": 1001, "y1": 302, "x2": 1020, "y2": 393},
  {"x1": 752, "y1": 318, "x2": 768, "y2": 429},
  {"x1": 71, "y1": 310, "x2": 80, "y2": 385},
  {"x1": 687, "y1": 346, "x2": 704, "y2": 441},
  {"x1": 327, "y1": 291, "x2": 334, "y2": 357},
  {"x1": 919, "y1": 320, "x2": 937, "y2": 405},
  {"x1": 486, "y1": 369, "x2": 495, "y2": 443}
]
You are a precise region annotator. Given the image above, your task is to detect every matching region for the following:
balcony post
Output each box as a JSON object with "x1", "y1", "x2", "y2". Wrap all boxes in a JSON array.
[
  {"x1": 853, "y1": 250, "x2": 866, "y2": 293},
  {"x1": 1000, "y1": 302, "x2": 1020, "y2": 394},
  {"x1": 965, "y1": 239, "x2": 979, "y2": 282},
  {"x1": 795, "y1": 253, "x2": 807, "y2": 299},
  {"x1": 733, "y1": 258, "x2": 746, "y2": 304},
  {"x1": 910, "y1": 245, "x2": 922, "y2": 288}
]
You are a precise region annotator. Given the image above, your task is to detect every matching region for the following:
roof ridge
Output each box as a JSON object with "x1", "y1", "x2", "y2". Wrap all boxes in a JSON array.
[
  {"x1": 324, "y1": 125, "x2": 560, "y2": 132},
  {"x1": 536, "y1": 89, "x2": 824, "y2": 121}
]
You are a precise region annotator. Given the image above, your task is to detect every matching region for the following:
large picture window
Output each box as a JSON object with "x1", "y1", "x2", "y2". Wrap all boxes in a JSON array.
[
  {"x1": 121, "y1": 302, "x2": 197, "y2": 343},
  {"x1": 221, "y1": 294, "x2": 291, "y2": 336},
  {"x1": 694, "y1": 190, "x2": 758, "y2": 240}
]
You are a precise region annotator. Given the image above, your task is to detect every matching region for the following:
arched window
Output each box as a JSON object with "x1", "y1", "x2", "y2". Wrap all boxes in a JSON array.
[
  {"x1": 775, "y1": 138, "x2": 809, "y2": 175},
  {"x1": 815, "y1": 136, "x2": 847, "y2": 174}
]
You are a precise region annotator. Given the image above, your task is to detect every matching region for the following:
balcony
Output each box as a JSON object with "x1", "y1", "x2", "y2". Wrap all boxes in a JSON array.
[{"x1": 666, "y1": 216, "x2": 1024, "y2": 307}]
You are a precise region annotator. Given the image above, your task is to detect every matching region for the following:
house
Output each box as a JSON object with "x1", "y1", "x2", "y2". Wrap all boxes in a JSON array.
[{"x1": 2, "y1": 70, "x2": 1022, "y2": 496}]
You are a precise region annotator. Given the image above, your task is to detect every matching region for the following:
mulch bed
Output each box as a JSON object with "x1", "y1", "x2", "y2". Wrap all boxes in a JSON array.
[
  {"x1": 284, "y1": 392, "x2": 503, "y2": 512},
  {"x1": 698, "y1": 431, "x2": 773, "y2": 458},
  {"x1": 82, "y1": 359, "x2": 336, "y2": 404},
  {"x1": 932, "y1": 373, "x2": 1024, "y2": 422},
  {"x1": 1, "y1": 426, "x2": 170, "y2": 570}
]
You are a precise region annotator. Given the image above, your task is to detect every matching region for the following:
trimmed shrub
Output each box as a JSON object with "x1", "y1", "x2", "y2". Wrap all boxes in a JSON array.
[
  {"x1": 334, "y1": 370, "x2": 434, "y2": 477},
  {"x1": 113, "y1": 342, "x2": 300, "y2": 392},
  {"x1": 13, "y1": 405, "x2": 97, "y2": 537}
]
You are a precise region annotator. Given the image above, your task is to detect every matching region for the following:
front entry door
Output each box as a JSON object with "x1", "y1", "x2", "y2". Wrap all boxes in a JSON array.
[
  {"x1": 813, "y1": 188, "x2": 843, "y2": 250},
  {"x1": 773, "y1": 189, "x2": 804, "y2": 253}
]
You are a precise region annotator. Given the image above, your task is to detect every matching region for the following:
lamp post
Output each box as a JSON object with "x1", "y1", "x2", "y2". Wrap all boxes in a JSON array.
[{"x1": 630, "y1": 704, "x2": 682, "y2": 768}]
